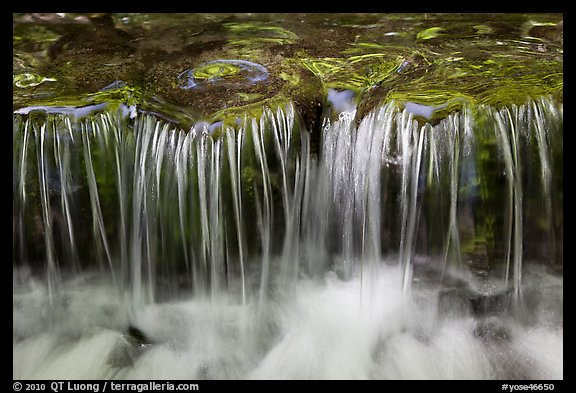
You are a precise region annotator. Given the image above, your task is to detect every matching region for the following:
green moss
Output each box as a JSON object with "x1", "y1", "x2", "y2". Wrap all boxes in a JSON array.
[
  {"x1": 236, "y1": 92, "x2": 264, "y2": 102},
  {"x1": 417, "y1": 27, "x2": 446, "y2": 40},
  {"x1": 224, "y1": 22, "x2": 298, "y2": 39},
  {"x1": 224, "y1": 22, "x2": 298, "y2": 47},
  {"x1": 473, "y1": 25, "x2": 495, "y2": 35},
  {"x1": 15, "y1": 83, "x2": 143, "y2": 109},
  {"x1": 241, "y1": 166, "x2": 256, "y2": 203},
  {"x1": 192, "y1": 62, "x2": 241, "y2": 80}
]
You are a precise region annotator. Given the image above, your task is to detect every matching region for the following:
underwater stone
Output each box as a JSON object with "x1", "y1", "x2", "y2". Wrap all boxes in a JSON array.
[
  {"x1": 438, "y1": 283, "x2": 513, "y2": 320},
  {"x1": 468, "y1": 288, "x2": 512, "y2": 317},
  {"x1": 473, "y1": 316, "x2": 511, "y2": 342},
  {"x1": 177, "y1": 59, "x2": 269, "y2": 90}
]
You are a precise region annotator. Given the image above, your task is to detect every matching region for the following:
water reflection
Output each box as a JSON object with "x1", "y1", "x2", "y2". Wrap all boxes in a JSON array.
[{"x1": 177, "y1": 60, "x2": 269, "y2": 90}]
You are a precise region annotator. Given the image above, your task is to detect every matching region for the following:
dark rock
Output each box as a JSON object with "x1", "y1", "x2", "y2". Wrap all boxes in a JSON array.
[
  {"x1": 473, "y1": 316, "x2": 511, "y2": 342},
  {"x1": 468, "y1": 288, "x2": 512, "y2": 317},
  {"x1": 126, "y1": 325, "x2": 151, "y2": 346},
  {"x1": 438, "y1": 281, "x2": 512, "y2": 320}
]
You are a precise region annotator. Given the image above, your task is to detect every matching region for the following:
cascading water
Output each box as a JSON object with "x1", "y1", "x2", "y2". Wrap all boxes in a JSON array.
[{"x1": 13, "y1": 96, "x2": 562, "y2": 379}]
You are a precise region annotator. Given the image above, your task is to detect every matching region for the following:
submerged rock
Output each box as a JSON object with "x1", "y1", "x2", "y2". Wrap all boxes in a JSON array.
[
  {"x1": 473, "y1": 316, "x2": 511, "y2": 342},
  {"x1": 107, "y1": 325, "x2": 153, "y2": 369},
  {"x1": 438, "y1": 281, "x2": 513, "y2": 320},
  {"x1": 177, "y1": 59, "x2": 269, "y2": 90}
]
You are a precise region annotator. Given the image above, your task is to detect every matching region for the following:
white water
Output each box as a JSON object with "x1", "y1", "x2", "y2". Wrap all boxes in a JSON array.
[{"x1": 13, "y1": 263, "x2": 562, "y2": 379}]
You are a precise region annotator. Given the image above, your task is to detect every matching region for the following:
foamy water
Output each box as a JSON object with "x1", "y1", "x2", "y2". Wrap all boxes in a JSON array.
[{"x1": 13, "y1": 263, "x2": 562, "y2": 380}]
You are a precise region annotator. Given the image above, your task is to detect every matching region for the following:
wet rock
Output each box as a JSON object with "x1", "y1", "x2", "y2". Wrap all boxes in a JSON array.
[
  {"x1": 525, "y1": 20, "x2": 563, "y2": 44},
  {"x1": 438, "y1": 282, "x2": 512, "y2": 320},
  {"x1": 468, "y1": 288, "x2": 512, "y2": 317},
  {"x1": 127, "y1": 325, "x2": 151, "y2": 346},
  {"x1": 106, "y1": 336, "x2": 138, "y2": 368},
  {"x1": 107, "y1": 325, "x2": 153, "y2": 369},
  {"x1": 473, "y1": 316, "x2": 511, "y2": 342}
]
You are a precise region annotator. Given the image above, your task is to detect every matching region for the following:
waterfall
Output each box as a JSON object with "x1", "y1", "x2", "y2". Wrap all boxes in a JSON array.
[
  {"x1": 13, "y1": 97, "x2": 563, "y2": 379},
  {"x1": 13, "y1": 97, "x2": 563, "y2": 302}
]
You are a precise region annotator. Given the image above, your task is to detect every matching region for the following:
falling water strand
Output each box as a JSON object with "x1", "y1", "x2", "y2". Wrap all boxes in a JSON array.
[
  {"x1": 130, "y1": 116, "x2": 151, "y2": 305},
  {"x1": 252, "y1": 117, "x2": 274, "y2": 308},
  {"x1": 81, "y1": 121, "x2": 116, "y2": 282},
  {"x1": 531, "y1": 99, "x2": 555, "y2": 264},
  {"x1": 495, "y1": 109, "x2": 515, "y2": 287},
  {"x1": 404, "y1": 123, "x2": 425, "y2": 294},
  {"x1": 197, "y1": 132, "x2": 213, "y2": 294},
  {"x1": 508, "y1": 107, "x2": 523, "y2": 303},
  {"x1": 16, "y1": 119, "x2": 31, "y2": 264},
  {"x1": 226, "y1": 127, "x2": 246, "y2": 306},
  {"x1": 208, "y1": 137, "x2": 224, "y2": 300},
  {"x1": 152, "y1": 123, "x2": 169, "y2": 284},
  {"x1": 323, "y1": 111, "x2": 357, "y2": 278},
  {"x1": 350, "y1": 107, "x2": 394, "y2": 294},
  {"x1": 175, "y1": 129, "x2": 191, "y2": 275},
  {"x1": 287, "y1": 132, "x2": 309, "y2": 282},
  {"x1": 110, "y1": 113, "x2": 130, "y2": 290},
  {"x1": 494, "y1": 106, "x2": 523, "y2": 301},
  {"x1": 441, "y1": 116, "x2": 462, "y2": 279},
  {"x1": 34, "y1": 123, "x2": 59, "y2": 305},
  {"x1": 271, "y1": 107, "x2": 294, "y2": 284},
  {"x1": 398, "y1": 112, "x2": 425, "y2": 294},
  {"x1": 54, "y1": 120, "x2": 79, "y2": 271}
]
